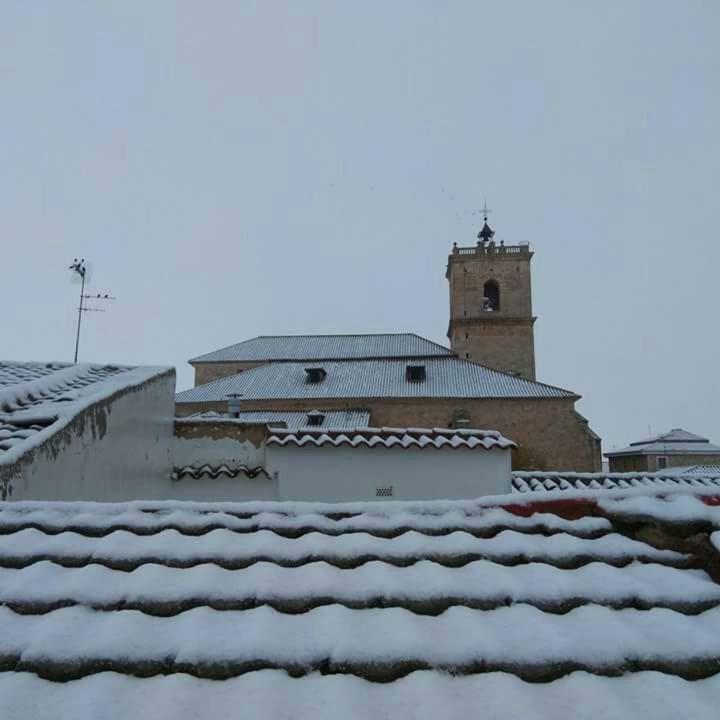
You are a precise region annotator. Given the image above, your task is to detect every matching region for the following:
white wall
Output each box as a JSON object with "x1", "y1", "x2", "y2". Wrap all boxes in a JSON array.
[
  {"x1": 168, "y1": 473, "x2": 278, "y2": 501},
  {"x1": 7, "y1": 371, "x2": 176, "y2": 501},
  {"x1": 173, "y1": 435, "x2": 264, "y2": 470},
  {"x1": 266, "y1": 444, "x2": 512, "y2": 502}
]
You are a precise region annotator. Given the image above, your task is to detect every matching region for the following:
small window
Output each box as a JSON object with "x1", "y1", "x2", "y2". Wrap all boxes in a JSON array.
[
  {"x1": 376, "y1": 486, "x2": 393, "y2": 498},
  {"x1": 306, "y1": 410, "x2": 325, "y2": 427},
  {"x1": 483, "y1": 279, "x2": 500, "y2": 311},
  {"x1": 305, "y1": 367, "x2": 327, "y2": 383},
  {"x1": 657, "y1": 456, "x2": 668, "y2": 470},
  {"x1": 406, "y1": 365, "x2": 426, "y2": 382}
]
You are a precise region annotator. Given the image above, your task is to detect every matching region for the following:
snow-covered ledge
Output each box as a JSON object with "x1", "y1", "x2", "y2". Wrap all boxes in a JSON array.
[{"x1": 0, "y1": 363, "x2": 175, "y2": 501}]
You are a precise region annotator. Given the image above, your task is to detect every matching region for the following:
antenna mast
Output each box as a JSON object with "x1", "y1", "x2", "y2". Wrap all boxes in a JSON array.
[{"x1": 68, "y1": 259, "x2": 116, "y2": 363}]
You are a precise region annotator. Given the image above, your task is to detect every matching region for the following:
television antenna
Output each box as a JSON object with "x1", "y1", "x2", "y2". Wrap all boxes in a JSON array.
[{"x1": 68, "y1": 259, "x2": 116, "y2": 363}]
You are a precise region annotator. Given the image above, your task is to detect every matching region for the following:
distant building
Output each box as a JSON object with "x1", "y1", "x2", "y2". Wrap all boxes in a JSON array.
[
  {"x1": 180, "y1": 215, "x2": 601, "y2": 471},
  {"x1": 605, "y1": 428, "x2": 720, "y2": 473}
]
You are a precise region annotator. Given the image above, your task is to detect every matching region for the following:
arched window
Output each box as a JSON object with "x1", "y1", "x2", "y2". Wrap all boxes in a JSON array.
[{"x1": 483, "y1": 280, "x2": 500, "y2": 311}]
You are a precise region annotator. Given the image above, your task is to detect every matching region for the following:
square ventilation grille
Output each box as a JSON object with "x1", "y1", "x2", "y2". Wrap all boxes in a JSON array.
[{"x1": 375, "y1": 486, "x2": 394, "y2": 498}]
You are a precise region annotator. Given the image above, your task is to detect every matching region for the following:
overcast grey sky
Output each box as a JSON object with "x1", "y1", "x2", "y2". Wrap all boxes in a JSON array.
[{"x1": 2, "y1": 1, "x2": 718, "y2": 450}]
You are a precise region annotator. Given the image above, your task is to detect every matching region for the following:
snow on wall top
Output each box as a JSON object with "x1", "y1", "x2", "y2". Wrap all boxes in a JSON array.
[
  {"x1": 267, "y1": 426, "x2": 517, "y2": 450},
  {"x1": 190, "y1": 333, "x2": 455, "y2": 363},
  {"x1": 176, "y1": 357, "x2": 577, "y2": 403},
  {"x1": 0, "y1": 361, "x2": 172, "y2": 468},
  {"x1": 0, "y1": 491, "x2": 718, "y2": 719}
]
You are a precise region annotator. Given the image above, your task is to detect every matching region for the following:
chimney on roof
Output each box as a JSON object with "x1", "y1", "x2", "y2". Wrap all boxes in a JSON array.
[{"x1": 227, "y1": 394, "x2": 243, "y2": 418}]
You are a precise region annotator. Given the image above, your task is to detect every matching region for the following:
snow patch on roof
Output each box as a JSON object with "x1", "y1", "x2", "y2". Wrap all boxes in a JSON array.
[{"x1": 267, "y1": 427, "x2": 516, "y2": 450}]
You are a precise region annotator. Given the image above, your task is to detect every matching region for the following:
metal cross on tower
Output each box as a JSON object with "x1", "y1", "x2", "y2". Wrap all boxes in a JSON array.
[{"x1": 481, "y1": 200, "x2": 492, "y2": 221}]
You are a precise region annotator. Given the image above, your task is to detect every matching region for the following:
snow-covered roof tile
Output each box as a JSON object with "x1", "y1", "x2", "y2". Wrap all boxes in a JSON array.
[
  {"x1": 190, "y1": 333, "x2": 455, "y2": 363},
  {"x1": 0, "y1": 492, "x2": 719, "y2": 717},
  {"x1": 176, "y1": 357, "x2": 578, "y2": 403},
  {"x1": 266, "y1": 427, "x2": 516, "y2": 450},
  {"x1": 512, "y1": 471, "x2": 720, "y2": 494}
]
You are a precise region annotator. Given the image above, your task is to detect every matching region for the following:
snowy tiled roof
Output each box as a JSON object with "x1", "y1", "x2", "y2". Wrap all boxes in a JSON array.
[
  {"x1": 267, "y1": 427, "x2": 516, "y2": 450},
  {"x1": 189, "y1": 409, "x2": 371, "y2": 429},
  {"x1": 0, "y1": 362, "x2": 171, "y2": 469},
  {"x1": 176, "y1": 357, "x2": 577, "y2": 403},
  {"x1": 0, "y1": 492, "x2": 719, "y2": 718},
  {"x1": 665, "y1": 465, "x2": 720, "y2": 477},
  {"x1": 606, "y1": 428, "x2": 720, "y2": 457},
  {"x1": 513, "y1": 471, "x2": 720, "y2": 494},
  {"x1": 191, "y1": 333, "x2": 455, "y2": 363}
]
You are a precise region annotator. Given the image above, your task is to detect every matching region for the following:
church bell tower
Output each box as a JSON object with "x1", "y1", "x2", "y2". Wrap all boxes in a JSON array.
[{"x1": 446, "y1": 207, "x2": 536, "y2": 379}]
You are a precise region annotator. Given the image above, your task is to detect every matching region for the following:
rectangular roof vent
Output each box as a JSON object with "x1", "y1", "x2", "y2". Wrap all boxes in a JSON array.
[
  {"x1": 304, "y1": 367, "x2": 327, "y2": 384},
  {"x1": 406, "y1": 365, "x2": 426, "y2": 382},
  {"x1": 306, "y1": 410, "x2": 326, "y2": 427}
]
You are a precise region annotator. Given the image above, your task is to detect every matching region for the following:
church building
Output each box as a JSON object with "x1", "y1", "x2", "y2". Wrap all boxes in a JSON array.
[{"x1": 176, "y1": 215, "x2": 601, "y2": 471}]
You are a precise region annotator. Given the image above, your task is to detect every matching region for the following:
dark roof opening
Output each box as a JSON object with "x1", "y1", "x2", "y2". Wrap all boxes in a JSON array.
[
  {"x1": 306, "y1": 410, "x2": 326, "y2": 427},
  {"x1": 305, "y1": 367, "x2": 327, "y2": 384},
  {"x1": 406, "y1": 365, "x2": 427, "y2": 382}
]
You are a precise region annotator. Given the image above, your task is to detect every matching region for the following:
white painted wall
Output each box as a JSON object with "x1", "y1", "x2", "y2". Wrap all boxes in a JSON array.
[
  {"x1": 7, "y1": 372, "x2": 176, "y2": 501},
  {"x1": 168, "y1": 473, "x2": 278, "y2": 501},
  {"x1": 266, "y1": 444, "x2": 512, "y2": 501},
  {"x1": 173, "y1": 435, "x2": 264, "y2": 470}
]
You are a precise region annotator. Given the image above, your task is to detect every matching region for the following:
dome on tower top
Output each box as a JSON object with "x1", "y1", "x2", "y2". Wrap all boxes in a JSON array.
[{"x1": 478, "y1": 220, "x2": 495, "y2": 242}]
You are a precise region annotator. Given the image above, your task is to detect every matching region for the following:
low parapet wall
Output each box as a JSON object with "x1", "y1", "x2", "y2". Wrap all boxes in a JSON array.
[
  {"x1": 3, "y1": 368, "x2": 176, "y2": 501},
  {"x1": 171, "y1": 419, "x2": 276, "y2": 501}
]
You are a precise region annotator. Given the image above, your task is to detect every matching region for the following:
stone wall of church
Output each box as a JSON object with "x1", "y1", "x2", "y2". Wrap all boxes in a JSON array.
[
  {"x1": 191, "y1": 361, "x2": 266, "y2": 387},
  {"x1": 446, "y1": 246, "x2": 536, "y2": 379},
  {"x1": 176, "y1": 396, "x2": 601, "y2": 471},
  {"x1": 449, "y1": 319, "x2": 536, "y2": 379}
]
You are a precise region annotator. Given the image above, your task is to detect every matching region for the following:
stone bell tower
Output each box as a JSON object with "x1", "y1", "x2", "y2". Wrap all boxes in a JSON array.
[{"x1": 446, "y1": 208, "x2": 536, "y2": 379}]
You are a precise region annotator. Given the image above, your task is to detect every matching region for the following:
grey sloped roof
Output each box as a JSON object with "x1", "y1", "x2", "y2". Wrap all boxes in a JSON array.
[
  {"x1": 606, "y1": 428, "x2": 720, "y2": 457},
  {"x1": 190, "y1": 333, "x2": 455, "y2": 363},
  {"x1": 189, "y1": 409, "x2": 371, "y2": 429},
  {"x1": 176, "y1": 357, "x2": 577, "y2": 403},
  {"x1": 0, "y1": 493, "x2": 719, "y2": 718},
  {"x1": 631, "y1": 429, "x2": 708, "y2": 446}
]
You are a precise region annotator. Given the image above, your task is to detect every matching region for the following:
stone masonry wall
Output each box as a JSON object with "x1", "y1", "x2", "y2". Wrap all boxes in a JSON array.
[
  {"x1": 450, "y1": 319, "x2": 536, "y2": 379},
  {"x1": 176, "y1": 395, "x2": 601, "y2": 471},
  {"x1": 447, "y1": 247, "x2": 536, "y2": 379}
]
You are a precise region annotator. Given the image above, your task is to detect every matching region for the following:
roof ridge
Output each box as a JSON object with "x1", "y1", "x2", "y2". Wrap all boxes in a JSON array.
[{"x1": 189, "y1": 333, "x2": 455, "y2": 364}]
